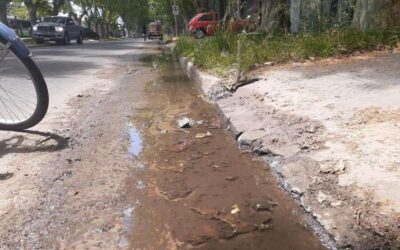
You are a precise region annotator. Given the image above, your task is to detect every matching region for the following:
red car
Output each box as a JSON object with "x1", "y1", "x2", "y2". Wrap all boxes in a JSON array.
[
  {"x1": 189, "y1": 12, "x2": 219, "y2": 39},
  {"x1": 189, "y1": 12, "x2": 254, "y2": 39}
]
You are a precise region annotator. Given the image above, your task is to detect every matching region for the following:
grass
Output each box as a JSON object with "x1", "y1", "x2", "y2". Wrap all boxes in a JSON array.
[
  {"x1": 20, "y1": 37, "x2": 36, "y2": 46},
  {"x1": 174, "y1": 27, "x2": 400, "y2": 76}
]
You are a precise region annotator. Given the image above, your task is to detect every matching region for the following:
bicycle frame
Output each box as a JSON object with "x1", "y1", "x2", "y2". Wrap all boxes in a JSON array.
[{"x1": 0, "y1": 22, "x2": 30, "y2": 59}]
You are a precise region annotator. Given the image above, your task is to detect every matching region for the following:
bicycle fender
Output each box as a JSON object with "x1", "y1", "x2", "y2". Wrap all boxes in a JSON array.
[{"x1": 0, "y1": 22, "x2": 30, "y2": 58}]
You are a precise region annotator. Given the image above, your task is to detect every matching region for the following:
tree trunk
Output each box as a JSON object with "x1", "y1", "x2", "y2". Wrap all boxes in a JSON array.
[
  {"x1": 105, "y1": 23, "x2": 110, "y2": 38},
  {"x1": 259, "y1": 0, "x2": 290, "y2": 32},
  {"x1": 196, "y1": 0, "x2": 209, "y2": 12},
  {"x1": 337, "y1": 0, "x2": 355, "y2": 26},
  {"x1": 290, "y1": 0, "x2": 301, "y2": 33},
  {"x1": 100, "y1": 22, "x2": 105, "y2": 38},
  {"x1": 352, "y1": 0, "x2": 399, "y2": 31},
  {"x1": 0, "y1": 1, "x2": 8, "y2": 25},
  {"x1": 29, "y1": 7, "x2": 38, "y2": 25},
  {"x1": 24, "y1": 0, "x2": 40, "y2": 25},
  {"x1": 52, "y1": 3, "x2": 61, "y2": 16}
]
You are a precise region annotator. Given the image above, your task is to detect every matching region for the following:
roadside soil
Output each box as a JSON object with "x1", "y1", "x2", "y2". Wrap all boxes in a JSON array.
[
  {"x1": 0, "y1": 45, "x2": 157, "y2": 249},
  {"x1": 200, "y1": 49, "x2": 400, "y2": 249}
]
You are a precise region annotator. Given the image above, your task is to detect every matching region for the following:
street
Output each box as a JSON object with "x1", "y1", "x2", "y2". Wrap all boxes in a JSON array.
[{"x1": 0, "y1": 40, "x2": 328, "y2": 249}]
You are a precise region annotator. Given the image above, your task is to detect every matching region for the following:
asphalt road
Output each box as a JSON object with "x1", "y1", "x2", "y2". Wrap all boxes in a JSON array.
[
  {"x1": 29, "y1": 40, "x2": 147, "y2": 112},
  {"x1": 1, "y1": 39, "x2": 149, "y2": 125}
]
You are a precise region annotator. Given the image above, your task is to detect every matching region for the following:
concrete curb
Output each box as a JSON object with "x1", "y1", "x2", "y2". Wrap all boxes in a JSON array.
[
  {"x1": 178, "y1": 57, "x2": 221, "y2": 97},
  {"x1": 178, "y1": 57, "x2": 244, "y2": 138}
]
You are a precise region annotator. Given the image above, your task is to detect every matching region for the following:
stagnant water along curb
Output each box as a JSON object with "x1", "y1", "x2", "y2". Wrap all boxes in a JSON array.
[{"x1": 178, "y1": 55, "x2": 337, "y2": 249}]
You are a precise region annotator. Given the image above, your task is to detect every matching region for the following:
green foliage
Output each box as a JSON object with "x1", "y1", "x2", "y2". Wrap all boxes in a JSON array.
[{"x1": 174, "y1": 28, "x2": 400, "y2": 76}]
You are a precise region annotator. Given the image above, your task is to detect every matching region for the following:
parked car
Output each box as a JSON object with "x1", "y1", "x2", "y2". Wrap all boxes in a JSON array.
[
  {"x1": 189, "y1": 12, "x2": 254, "y2": 39},
  {"x1": 82, "y1": 28, "x2": 100, "y2": 40},
  {"x1": 32, "y1": 16, "x2": 83, "y2": 45},
  {"x1": 147, "y1": 21, "x2": 163, "y2": 40},
  {"x1": 189, "y1": 12, "x2": 218, "y2": 39}
]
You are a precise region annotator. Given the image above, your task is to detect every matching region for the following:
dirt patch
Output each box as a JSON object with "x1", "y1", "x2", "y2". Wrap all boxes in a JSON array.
[
  {"x1": 350, "y1": 107, "x2": 400, "y2": 125},
  {"x1": 0, "y1": 48, "x2": 158, "y2": 249}
]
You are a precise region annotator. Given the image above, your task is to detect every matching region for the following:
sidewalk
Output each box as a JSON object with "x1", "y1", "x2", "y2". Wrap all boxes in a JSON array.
[{"x1": 180, "y1": 50, "x2": 400, "y2": 249}]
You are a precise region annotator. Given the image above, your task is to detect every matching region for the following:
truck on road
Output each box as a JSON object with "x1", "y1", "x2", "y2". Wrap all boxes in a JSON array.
[
  {"x1": 32, "y1": 16, "x2": 83, "y2": 45},
  {"x1": 146, "y1": 21, "x2": 163, "y2": 41}
]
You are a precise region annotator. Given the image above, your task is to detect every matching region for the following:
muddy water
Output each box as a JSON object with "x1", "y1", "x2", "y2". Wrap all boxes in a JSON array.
[{"x1": 125, "y1": 52, "x2": 325, "y2": 249}]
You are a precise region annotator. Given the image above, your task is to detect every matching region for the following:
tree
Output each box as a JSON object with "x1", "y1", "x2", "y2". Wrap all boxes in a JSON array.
[
  {"x1": 0, "y1": 0, "x2": 11, "y2": 25},
  {"x1": 23, "y1": 0, "x2": 46, "y2": 24},
  {"x1": 259, "y1": 0, "x2": 290, "y2": 32},
  {"x1": 52, "y1": 0, "x2": 65, "y2": 16},
  {"x1": 352, "y1": 0, "x2": 400, "y2": 31}
]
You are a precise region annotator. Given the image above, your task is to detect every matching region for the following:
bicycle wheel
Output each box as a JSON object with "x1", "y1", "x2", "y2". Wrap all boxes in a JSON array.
[{"x1": 0, "y1": 40, "x2": 49, "y2": 131}]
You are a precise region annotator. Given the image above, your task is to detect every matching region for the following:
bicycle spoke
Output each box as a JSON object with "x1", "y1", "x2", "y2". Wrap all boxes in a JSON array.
[
  {"x1": 0, "y1": 86, "x2": 35, "y2": 120},
  {"x1": 0, "y1": 95, "x2": 16, "y2": 122},
  {"x1": 0, "y1": 43, "x2": 10, "y2": 63},
  {"x1": 0, "y1": 84, "x2": 36, "y2": 107},
  {"x1": 0, "y1": 43, "x2": 39, "y2": 125}
]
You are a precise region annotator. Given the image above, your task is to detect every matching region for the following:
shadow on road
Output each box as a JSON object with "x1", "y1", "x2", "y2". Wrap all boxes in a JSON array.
[{"x1": 0, "y1": 130, "x2": 69, "y2": 159}]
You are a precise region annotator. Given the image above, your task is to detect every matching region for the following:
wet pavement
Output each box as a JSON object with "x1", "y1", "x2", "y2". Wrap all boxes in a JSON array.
[{"x1": 124, "y1": 52, "x2": 325, "y2": 249}]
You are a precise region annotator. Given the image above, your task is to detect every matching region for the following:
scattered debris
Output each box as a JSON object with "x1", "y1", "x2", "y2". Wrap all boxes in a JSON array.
[
  {"x1": 170, "y1": 139, "x2": 193, "y2": 152},
  {"x1": 195, "y1": 131, "x2": 212, "y2": 139},
  {"x1": 252, "y1": 200, "x2": 279, "y2": 211},
  {"x1": 189, "y1": 206, "x2": 215, "y2": 216},
  {"x1": 159, "y1": 186, "x2": 193, "y2": 201},
  {"x1": 166, "y1": 168, "x2": 184, "y2": 174},
  {"x1": 257, "y1": 218, "x2": 272, "y2": 230},
  {"x1": 225, "y1": 176, "x2": 238, "y2": 181},
  {"x1": 230, "y1": 204, "x2": 241, "y2": 214},
  {"x1": 330, "y1": 200, "x2": 343, "y2": 207},
  {"x1": 316, "y1": 191, "x2": 329, "y2": 204},
  {"x1": 320, "y1": 160, "x2": 347, "y2": 174},
  {"x1": 195, "y1": 120, "x2": 204, "y2": 126},
  {"x1": 177, "y1": 117, "x2": 193, "y2": 128},
  {"x1": 66, "y1": 158, "x2": 82, "y2": 164}
]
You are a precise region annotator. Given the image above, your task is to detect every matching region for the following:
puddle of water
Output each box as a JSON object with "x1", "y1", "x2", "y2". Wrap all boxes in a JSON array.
[
  {"x1": 117, "y1": 238, "x2": 129, "y2": 248},
  {"x1": 119, "y1": 200, "x2": 141, "y2": 248},
  {"x1": 127, "y1": 52, "x2": 327, "y2": 249},
  {"x1": 127, "y1": 123, "x2": 143, "y2": 157},
  {"x1": 118, "y1": 207, "x2": 133, "y2": 248},
  {"x1": 131, "y1": 162, "x2": 145, "y2": 170},
  {"x1": 135, "y1": 180, "x2": 145, "y2": 190}
]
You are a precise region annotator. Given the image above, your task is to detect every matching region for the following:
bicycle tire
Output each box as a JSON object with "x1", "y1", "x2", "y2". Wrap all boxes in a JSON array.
[{"x1": 0, "y1": 50, "x2": 49, "y2": 131}]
